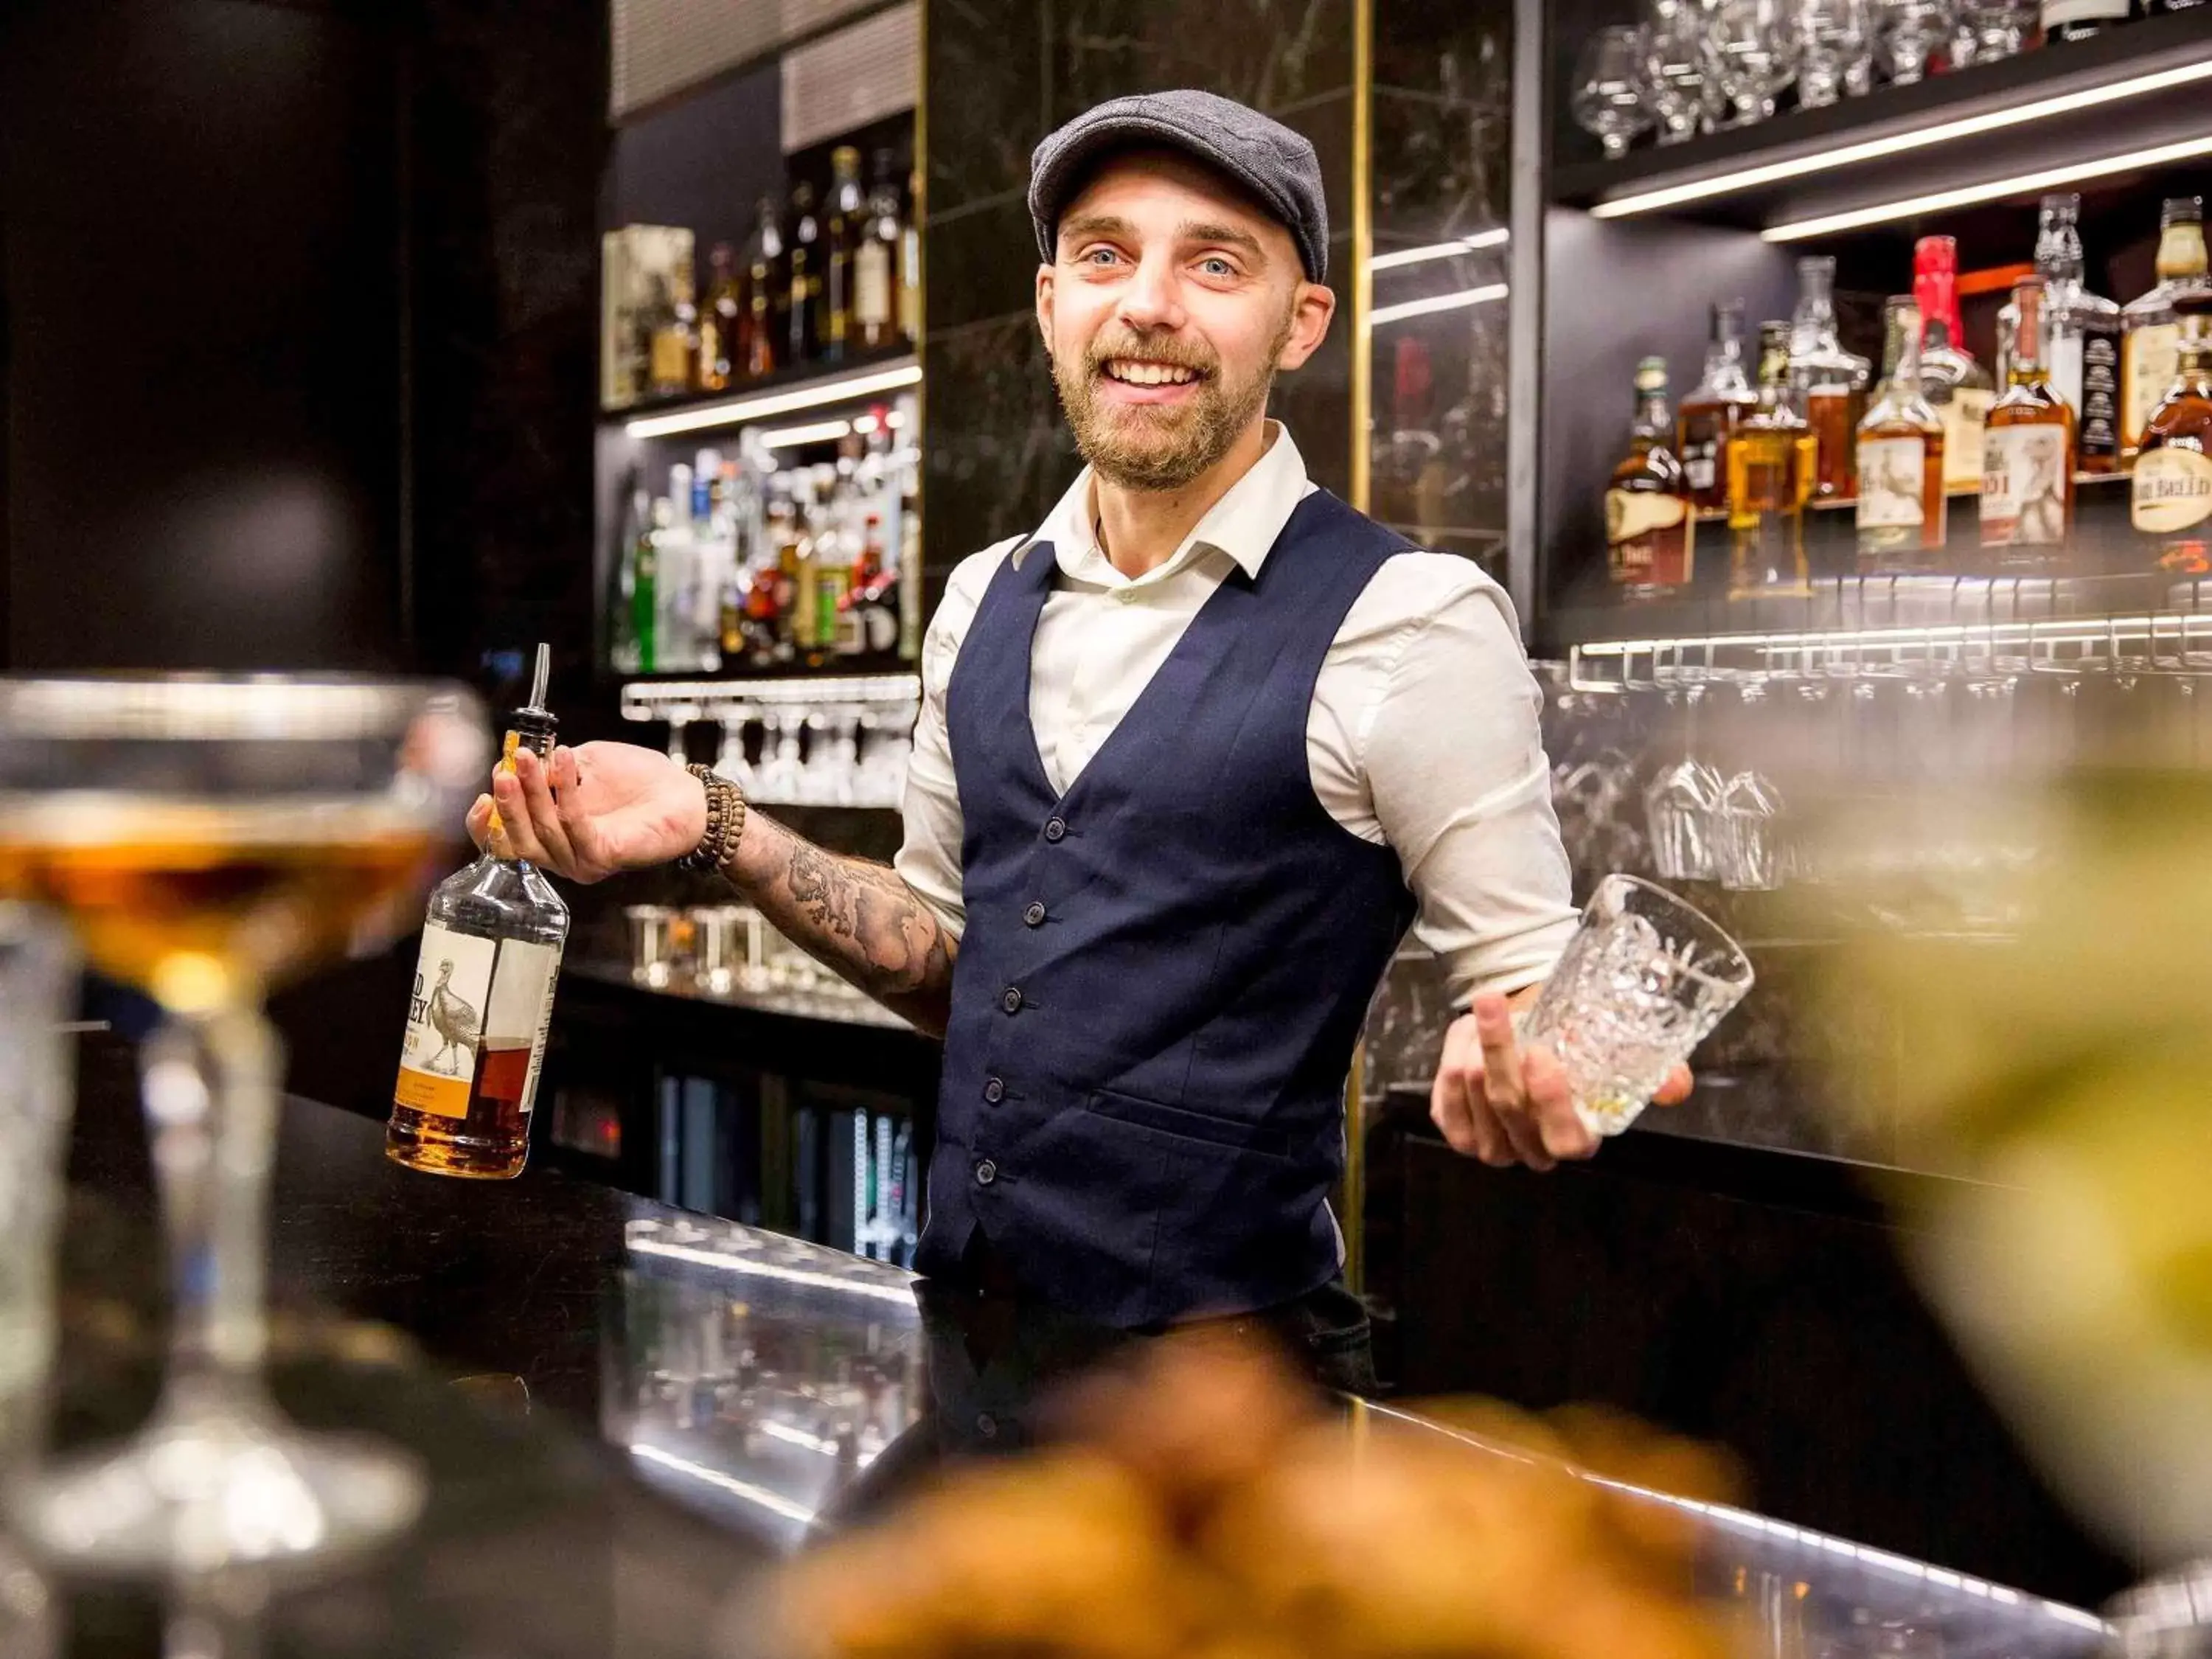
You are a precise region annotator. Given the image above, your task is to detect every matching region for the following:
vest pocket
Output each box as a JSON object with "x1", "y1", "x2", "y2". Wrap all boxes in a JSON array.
[{"x1": 1086, "y1": 1088, "x2": 1295, "y2": 1160}]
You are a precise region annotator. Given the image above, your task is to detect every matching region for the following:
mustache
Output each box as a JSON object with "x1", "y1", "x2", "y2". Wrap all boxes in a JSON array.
[{"x1": 1085, "y1": 337, "x2": 1217, "y2": 376}]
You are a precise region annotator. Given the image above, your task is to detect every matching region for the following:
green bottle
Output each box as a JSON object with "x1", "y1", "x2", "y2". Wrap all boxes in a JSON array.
[{"x1": 632, "y1": 498, "x2": 664, "y2": 675}]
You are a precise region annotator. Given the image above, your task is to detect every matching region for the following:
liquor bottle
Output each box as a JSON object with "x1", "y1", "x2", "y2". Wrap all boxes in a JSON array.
[
  {"x1": 2123, "y1": 197, "x2": 2209, "y2": 461},
  {"x1": 856, "y1": 150, "x2": 903, "y2": 353},
  {"x1": 787, "y1": 181, "x2": 825, "y2": 366},
  {"x1": 1982, "y1": 279, "x2": 2078, "y2": 565},
  {"x1": 1999, "y1": 195, "x2": 2121, "y2": 473},
  {"x1": 659, "y1": 463, "x2": 701, "y2": 671},
  {"x1": 1914, "y1": 237, "x2": 1995, "y2": 493},
  {"x1": 388, "y1": 645, "x2": 570, "y2": 1180},
  {"x1": 1855, "y1": 296, "x2": 1949, "y2": 571},
  {"x1": 1726, "y1": 321, "x2": 1817, "y2": 595},
  {"x1": 645, "y1": 274, "x2": 697, "y2": 399},
  {"x1": 2132, "y1": 293, "x2": 2212, "y2": 576},
  {"x1": 900, "y1": 166, "x2": 922, "y2": 346},
  {"x1": 1677, "y1": 302, "x2": 1759, "y2": 514},
  {"x1": 897, "y1": 446, "x2": 923, "y2": 661},
  {"x1": 2040, "y1": 0, "x2": 2135, "y2": 35},
  {"x1": 699, "y1": 243, "x2": 740, "y2": 392},
  {"x1": 1605, "y1": 357, "x2": 1695, "y2": 597},
  {"x1": 608, "y1": 480, "x2": 645, "y2": 675},
  {"x1": 824, "y1": 146, "x2": 866, "y2": 364},
  {"x1": 633, "y1": 500, "x2": 664, "y2": 672},
  {"x1": 1788, "y1": 256, "x2": 1872, "y2": 503},
  {"x1": 740, "y1": 196, "x2": 785, "y2": 379}
]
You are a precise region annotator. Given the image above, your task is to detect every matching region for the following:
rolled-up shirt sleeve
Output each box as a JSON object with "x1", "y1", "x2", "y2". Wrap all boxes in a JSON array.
[{"x1": 1360, "y1": 574, "x2": 1579, "y2": 1006}]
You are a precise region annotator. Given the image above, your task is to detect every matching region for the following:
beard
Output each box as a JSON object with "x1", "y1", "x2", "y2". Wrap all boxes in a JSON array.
[{"x1": 1050, "y1": 307, "x2": 1295, "y2": 492}]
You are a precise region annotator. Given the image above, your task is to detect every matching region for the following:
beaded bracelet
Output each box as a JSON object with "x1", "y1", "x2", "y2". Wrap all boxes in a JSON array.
[{"x1": 675, "y1": 763, "x2": 747, "y2": 874}]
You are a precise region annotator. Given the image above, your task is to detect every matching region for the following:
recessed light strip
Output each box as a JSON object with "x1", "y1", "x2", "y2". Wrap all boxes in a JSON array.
[
  {"x1": 625, "y1": 360, "x2": 922, "y2": 439},
  {"x1": 1370, "y1": 283, "x2": 1510, "y2": 327},
  {"x1": 1764, "y1": 133, "x2": 2212, "y2": 241},
  {"x1": 1369, "y1": 229, "x2": 1510, "y2": 271},
  {"x1": 1590, "y1": 55, "x2": 2212, "y2": 220}
]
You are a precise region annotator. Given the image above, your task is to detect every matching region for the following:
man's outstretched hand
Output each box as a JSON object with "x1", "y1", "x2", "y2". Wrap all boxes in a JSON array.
[{"x1": 1428, "y1": 990, "x2": 1691, "y2": 1172}]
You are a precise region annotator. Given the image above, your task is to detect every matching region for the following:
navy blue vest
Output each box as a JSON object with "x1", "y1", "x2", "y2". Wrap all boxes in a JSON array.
[{"x1": 919, "y1": 488, "x2": 1421, "y2": 1329}]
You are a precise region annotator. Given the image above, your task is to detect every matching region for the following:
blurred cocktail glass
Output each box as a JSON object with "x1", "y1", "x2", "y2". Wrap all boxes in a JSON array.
[{"x1": 0, "y1": 675, "x2": 488, "y2": 1573}]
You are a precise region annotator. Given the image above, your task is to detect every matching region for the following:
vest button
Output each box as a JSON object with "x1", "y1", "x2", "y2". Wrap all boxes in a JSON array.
[
  {"x1": 1023, "y1": 901, "x2": 1047, "y2": 928},
  {"x1": 975, "y1": 1412, "x2": 999, "y2": 1439},
  {"x1": 983, "y1": 1076, "x2": 1006, "y2": 1104},
  {"x1": 975, "y1": 1158, "x2": 998, "y2": 1186},
  {"x1": 1043, "y1": 818, "x2": 1067, "y2": 843},
  {"x1": 1001, "y1": 986, "x2": 1023, "y2": 1014}
]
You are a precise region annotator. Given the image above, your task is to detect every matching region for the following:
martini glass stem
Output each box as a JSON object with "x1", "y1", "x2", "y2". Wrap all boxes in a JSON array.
[{"x1": 145, "y1": 1009, "x2": 280, "y2": 1417}]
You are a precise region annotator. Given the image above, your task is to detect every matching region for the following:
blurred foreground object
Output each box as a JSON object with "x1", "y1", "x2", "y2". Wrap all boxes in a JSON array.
[
  {"x1": 1826, "y1": 765, "x2": 2212, "y2": 1576},
  {"x1": 773, "y1": 1332, "x2": 1738, "y2": 1659}
]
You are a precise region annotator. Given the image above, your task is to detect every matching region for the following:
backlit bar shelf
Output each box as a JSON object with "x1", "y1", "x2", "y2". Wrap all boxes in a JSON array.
[
  {"x1": 1551, "y1": 9, "x2": 2212, "y2": 237},
  {"x1": 613, "y1": 354, "x2": 920, "y2": 441},
  {"x1": 1569, "y1": 609, "x2": 2212, "y2": 691}
]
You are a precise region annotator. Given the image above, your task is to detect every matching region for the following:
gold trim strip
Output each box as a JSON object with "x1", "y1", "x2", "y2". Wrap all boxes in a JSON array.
[{"x1": 1341, "y1": 0, "x2": 1376, "y2": 1301}]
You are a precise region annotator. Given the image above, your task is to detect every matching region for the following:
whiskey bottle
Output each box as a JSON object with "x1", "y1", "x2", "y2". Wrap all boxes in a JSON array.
[
  {"x1": 699, "y1": 243, "x2": 740, "y2": 392},
  {"x1": 645, "y1": 274, "x2": 698, "y2": 399},
  {"x1": 2000, "y1": 194, "x2": 2121, "y2": 473},
  {"x1": 1726, "y1": 321, "x2": 1817, "y2": 596},
  {"x1": 2132, "y1": 293, "x2": 2212, "y2": 577},
  {"x1": 741, "y1": 195, "x2": 785, "y2": 379},
  {"x1": 1982, "y1": 279, "x2": 2079, "y2": 566},
  {"x1": 855, "y1": 150, "x2": 903, "y2": 353},
  {"x1": 1605, "y1": 356, "x2": 1695, "y2": 597},
  {"x1": 1788, "y1": 256, "x2": 1872, "y2": 503},
  {"x1": 787, "y1": 181, "x2": 825, "y2": 366},
  {"x1": 1856, "y1": 296, "x2": 1948, "y2": 571},
  {"x1": 2040, "y1": 0, "x2": 2136, "y2": 38},
  {"x1": 1677, "y1": 302, "x2": 1759, "y2": 514},
  {"x1": 2123, "y1": 197, "x2": 2209, "y2": 462},
  {"x1": 824, "y1": 146, "x2": 866, "y2": 364},
  {"x1": 1915, "y1": 237, "x2": 1995, "y2": 493},
  {"x1": 388, "y1": 645, "x2": 571, "y2": 1180}
]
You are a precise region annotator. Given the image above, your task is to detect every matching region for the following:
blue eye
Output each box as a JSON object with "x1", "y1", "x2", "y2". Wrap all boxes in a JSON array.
[{"x1": 1199, "y1": 257, "x2": 1236, "y2": 278}]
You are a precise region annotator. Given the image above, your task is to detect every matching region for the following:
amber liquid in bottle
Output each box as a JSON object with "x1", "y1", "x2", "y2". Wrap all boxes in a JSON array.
[
  {"x1": 1606, "y1": 355, "x2": 1695, "y2": 596},
  {"x1": 1727, "y1": 321, "x2": 1817, "y2": 596},
  {"x1": 1855, "y1": 296, "x2": 1949, "y2": 571},
  {"x1": 1677, "y1": 302, "x2": 1759, "y2": 515},
  {"x1": 2132, "y1": 298, "x2": 2212, "y2": 577},
  {"x1": 1790, "y1": 257, "x2": 1871, "y2": 503},
  {"x1": 1981, "y1": 279, "x2": 2079, "y2": 567}
]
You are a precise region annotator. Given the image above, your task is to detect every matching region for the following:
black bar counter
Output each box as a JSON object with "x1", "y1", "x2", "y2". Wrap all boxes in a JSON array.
[{"x1": 29, "y1": 1033, "x2": 2112, "y2": 1658}]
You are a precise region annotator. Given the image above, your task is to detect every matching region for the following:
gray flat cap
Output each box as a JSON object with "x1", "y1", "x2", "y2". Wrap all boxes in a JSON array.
[{"x1": 1029, "y1": 90, "x2": 1329, "y2": 284}]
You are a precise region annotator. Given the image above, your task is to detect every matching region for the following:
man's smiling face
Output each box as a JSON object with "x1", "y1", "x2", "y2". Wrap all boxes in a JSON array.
[{"x1": 1037, "y1": 148, "x2": 1333, "y2": 492}]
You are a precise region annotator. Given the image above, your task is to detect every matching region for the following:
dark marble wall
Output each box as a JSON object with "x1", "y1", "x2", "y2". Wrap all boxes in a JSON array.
[{"x1": 921, "y1": 0, "x2": 1355, "y2": 598}]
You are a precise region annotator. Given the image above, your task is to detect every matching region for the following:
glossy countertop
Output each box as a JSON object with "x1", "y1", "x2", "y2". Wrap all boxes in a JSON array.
[{"x1": 27, "y1": 1033, "x2": 2112, "y2": 1658}]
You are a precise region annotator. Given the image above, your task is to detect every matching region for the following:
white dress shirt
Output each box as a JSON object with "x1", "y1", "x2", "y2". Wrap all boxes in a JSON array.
[{"x1": 894, "y1": 422, "x2": 1578, "y2": 1005}]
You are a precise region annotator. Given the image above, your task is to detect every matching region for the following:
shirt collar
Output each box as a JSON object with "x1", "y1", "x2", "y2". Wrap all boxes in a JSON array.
[{"x1": 1015, "y1": 421, "x2": 1310, "y2": 587}]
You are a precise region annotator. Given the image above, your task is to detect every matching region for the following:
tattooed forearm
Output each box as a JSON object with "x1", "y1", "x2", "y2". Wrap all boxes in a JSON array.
[{"x1": 719, "y1": 809, "x2": 956, "y2": 1037}]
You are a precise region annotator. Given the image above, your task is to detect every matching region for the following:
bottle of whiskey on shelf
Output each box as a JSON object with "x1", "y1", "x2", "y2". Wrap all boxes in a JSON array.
[
  {"x1": 1982, "y1": 279, "x2": 2079, "y2": 567},
  {"x1": 2132, "y1": 293, "x2": 2212, "y2": 577},
  {"x1": 1856, "y1": 296, "x2": 1948, "y2": 571},
  {"x1": 1914, "y1": 237, "x2": 1994, "y2": 493},
  {"x1": 2040, "y1": 0, "x2": 2136, "y2": 38},
  {"x1": 1677, "y1": 302, "x2": 1759, "y2": 515},
  {"x1": 645, "y1": 274, "x2": 698, "y2": 399},
  {"x1": 2000, "y1": 194, "x2": 2121, "y2": 473},
  {"x1": 740, "y1": 195, "x2": 785, "y2": 380},
  {"x1": 2123, "y1": 197, "x2": 2209, "y2": 462},
  {"x1": 786, "y1": 180, "x2": 825, "y2": 366},
  {"x1": 1727, "y1": 321, "x2": 1817, "y2": 596},
  {"x1": 855, "y1": 149, "x2": 904, "y2": 353},
  {"x1": 824, "y1": 146, "x2": 866, "y2": 364},
  {"x1": 1788, "y1": 256, "x2": 1872, "y2": 503},
  {"x1": 1606, "y1": 356, "x2": 1695, "y2": 597},
  {"x1": 388, "y1": 645, "x2": 570, "y2": 1181},
  {"x1": 699, "y1": 243, "x2": 740, "y2": 393}
]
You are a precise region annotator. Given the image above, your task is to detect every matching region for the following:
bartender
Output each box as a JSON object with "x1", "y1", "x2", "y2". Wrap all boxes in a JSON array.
[{"x1": 476, "y1": 90, "x2": 1686, "y2": 1394}]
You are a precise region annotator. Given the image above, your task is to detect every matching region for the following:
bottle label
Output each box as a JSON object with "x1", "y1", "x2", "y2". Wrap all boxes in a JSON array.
[
  {"x1": 2126, "y1": 324, "x2": 2183, "y2": 449},
  {"x1": 1938, "y1": 389, "x2": 1992, "y2": 488},
  {"x1": 855, "y1": 243, "x2": 893, "y2": 328},
  {"x1": 1855, "y1": 437, "x2": 1928, "y2": 529},
  {"x1": 2080, "y1": 333, "x2": 2121, "y2": 459},
  {"x1": 2132, "y1": 448, "x2": 2212, "y2": 535},
  {"x1": 394, "y1": 922, "x2": 562, "y2": 1121},
  {"x1": 1606, "y1": 490, "x2": 1694, "y2": 586},
  {"x1": 1980, "y1": 426, "x2": 2072, "y2": 546}
]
